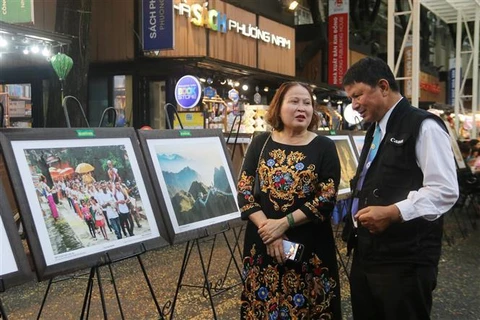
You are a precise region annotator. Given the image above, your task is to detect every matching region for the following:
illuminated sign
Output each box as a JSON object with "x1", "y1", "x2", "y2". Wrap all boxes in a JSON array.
[
  {"x1": 174, "y1": 3, "x2": 291, "y2": 49},
  {"x1": 175, "y1": 75, "x2": 203, "y2": 109}
]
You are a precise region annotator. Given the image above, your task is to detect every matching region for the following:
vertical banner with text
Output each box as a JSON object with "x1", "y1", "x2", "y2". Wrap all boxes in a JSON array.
[
  {"x1": 448, "y1": 58, "x2": 456, "y2": 106},
  {"x1": 328, "y1": 0, "x2": 349, "y2": 86},
  {"x1": 0, "y1": 0, "x2": 34, "y2": 23},
  {"x1": 142, "y1": 0, "x2": 174, "y2": 51},
  {"x1": 403, "y1": 35, "x2": 413, "y2": 99}
]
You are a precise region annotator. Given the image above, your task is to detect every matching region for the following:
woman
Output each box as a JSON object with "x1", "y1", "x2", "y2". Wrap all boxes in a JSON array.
[
  {"x1": 237, "y1": 82, "x2": 341, "y2": 319},
  {"x1": 39, "y1": 175, "x2": 60, "y2": 221}
]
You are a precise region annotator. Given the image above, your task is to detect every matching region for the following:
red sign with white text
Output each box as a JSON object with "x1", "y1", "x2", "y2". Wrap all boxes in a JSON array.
[{"x1": 328, "y1": 0, "x2": 349, "y2": 86}]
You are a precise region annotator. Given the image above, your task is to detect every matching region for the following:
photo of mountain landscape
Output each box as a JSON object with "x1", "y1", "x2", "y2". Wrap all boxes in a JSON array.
[{"x1": 145, "y1": 136, "x2": 240, "y2": 236}]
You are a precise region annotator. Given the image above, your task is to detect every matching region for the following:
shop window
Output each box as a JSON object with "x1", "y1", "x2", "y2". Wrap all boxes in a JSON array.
[{"x1": 0, "y1": 83, "x2": 32, "y2": 128}]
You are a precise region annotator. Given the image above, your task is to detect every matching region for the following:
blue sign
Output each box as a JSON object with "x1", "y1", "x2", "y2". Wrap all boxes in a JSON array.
[
  {"x1": 142, "y1": 0, "x2": 174, "y2": 51},
  {"x1": 204, "y1": 86, "x2": 217, "y2": 99},
  {"x1": 228, "y1": 88, "x2": 239, "y2": 104},
  {"x1": 175, "y1": 76, "x2": 203, "y2": 109}
]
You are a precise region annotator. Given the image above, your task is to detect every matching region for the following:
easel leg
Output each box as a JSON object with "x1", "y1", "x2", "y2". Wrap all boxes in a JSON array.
[
  {"x1": 80, "y1": 267, "x2": 96, "y2": 320},
  {"x1": 36, "y1": 278, "x2": 53, "y2": 320},
  {"x1": 95, "y1": 267, "x2": 108, "y2": 320},
  {"x1": 136, "y1": 255, "x2": 166, "y2": 319},
  {"x1": 0, "y1": 297, "x2": 8, "y2": 320},
  {"x1": 222, "y1": 230, "x2": 244, "y2": 281},
  {"x1": 106, "y1": 263, "x2": 125, "y2": 320},
  {"x1": 169, "y1": 240, "x2": 193, "y2": 320},
  {"x1": 195, "y1": 240, "x2": 217, "y2": 320}
]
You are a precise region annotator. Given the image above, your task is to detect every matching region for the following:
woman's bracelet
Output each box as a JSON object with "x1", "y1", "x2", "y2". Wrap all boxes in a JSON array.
[{"x1": 286, "y1": 213, "x2": 295, "y2": 228}]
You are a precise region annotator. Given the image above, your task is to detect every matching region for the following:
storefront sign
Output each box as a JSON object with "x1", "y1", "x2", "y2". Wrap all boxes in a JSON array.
[
  {"x1": 175, "y1": 75, "x2": 202, "y2": 109},
  {"x1": 0, "y1": 0, "x2": 34, "y2": 23},
  {"x1": 142, "y1": 0, "x2": 174, "y2": 51},
  {"x1": 328, "y1": 0, "x2": 349, "y2": 86},
  {"x1": 174, "y1": 3, "x2": 291, "y2": 49}
]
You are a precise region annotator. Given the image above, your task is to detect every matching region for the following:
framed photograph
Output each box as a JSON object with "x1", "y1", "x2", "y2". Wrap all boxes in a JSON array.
[
  {"x1": 0, "y1": 128, "x2": 169, "y2": 280},
  {"x1": 319, "y1": 132, "x2": 358, "y2": 199},
  {"x1": 349, "y1": 131, "x2": 366, "y2": 159},
  {"x1": 443, "y1": 121, "x2": 467, "y2": 170},
  {"x1": 138, "y1": 129, "x2": 241, "y2": 244},
  {"x1": 0, "y1": 180, "x2": 33, "y2": 291}
]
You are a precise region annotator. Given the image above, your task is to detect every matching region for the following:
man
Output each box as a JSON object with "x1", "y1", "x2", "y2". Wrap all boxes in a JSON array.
[
  {"x1": 96, "y1": 181, "x2": 122, "y2": 240},
  {"x1": 106, "y1": 160, "x2": 121, "y2": 182},
  {"x1": 343, "y1": 57, "x2": 459, "y2": 319},
  {"x1": 113, "y1": 181, "x2": 134, "y2": 237}
]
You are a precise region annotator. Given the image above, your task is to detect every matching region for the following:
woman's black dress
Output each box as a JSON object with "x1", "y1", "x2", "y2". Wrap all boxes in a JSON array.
[{"x1": 237, "y1": 132, "x2": 341, "y2": 320}]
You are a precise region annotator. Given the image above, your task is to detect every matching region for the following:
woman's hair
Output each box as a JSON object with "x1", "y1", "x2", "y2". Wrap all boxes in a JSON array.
[
  {"x1": 39, "y1": 175, "x2": 46, "y2": 182},
  {"x1": 265, "y1": 81, "x2": 319, "y2": 132}
]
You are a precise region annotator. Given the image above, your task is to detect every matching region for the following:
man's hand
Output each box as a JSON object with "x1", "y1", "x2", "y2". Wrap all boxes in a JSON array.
[
  {"x1": 266, "y1": 238, "x2": 286, "y2": 264},
  {"x1": 258, "y1": 218, "x2": 289, "y2": 244},
  {"x1": 355, "y1": 204, "x2": 402, "y2": 234}
]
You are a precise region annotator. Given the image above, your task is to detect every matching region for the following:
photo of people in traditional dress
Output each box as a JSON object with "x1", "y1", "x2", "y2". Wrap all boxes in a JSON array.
[
  {"x1": 147, "y1": 137, "x2": 239, "y2": 234},
  {"x1": 14, "y1": 140, "x2": 159, "y2": 263}
]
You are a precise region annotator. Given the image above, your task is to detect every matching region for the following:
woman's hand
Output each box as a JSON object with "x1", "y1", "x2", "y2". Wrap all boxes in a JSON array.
[
  {"x1": 266, "y1": 237, "x2": 286, "y2": 264},
  {"x1": 258, "y1": 218, "x2": 288, "y2": 245}
]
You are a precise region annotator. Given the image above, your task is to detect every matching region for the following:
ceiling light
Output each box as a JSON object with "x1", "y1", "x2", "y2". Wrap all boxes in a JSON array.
[
  {"x1": 31, "y1": 45, "x2": 39, "y2": 53},
  {"x1": 23, "y1": 48, "x2": 29, "y2": 55},
  {"x1": 242, "y1": 84, "x2": 249, "y2": 91},
  {"x1": 42, "y1": 47, "x2": 51, "y2": 57},
  {"x1": 0, "y1": 38, "x2": 7, "y2": 47},
  {"x1": 288, "y1": 1, "x2": 298, "y2": 10},
  {"x1": 264, "y1": 87, "x2": 269, "y2": 92},
  {"x1": 234, "y1": 81, "x2": 240, "y2": 87}
]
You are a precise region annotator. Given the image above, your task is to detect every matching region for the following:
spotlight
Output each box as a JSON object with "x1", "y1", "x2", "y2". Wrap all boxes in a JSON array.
[
  {"x1": 0, "y1": 37, "x2": 7, "y2": 47},
  {"x1": 264, "y1": 87, "x2": 269, "y2": 92},
  {"x1": 199, "y1": 77, "x2": 206, "y2": 83},
  {"x1": 234, "y1": 81, "x2": 240, "y2": 87},
  {"x1": 242, "y1": 84, "x2": 249, "y2": 91},
  {"x1": 23, "y1": 48, "x2": 29, "y2": 55},
  {"x1": 31, "y1": 45, "x2": 39, "y2": 53},
  {"x1": 288, "y1": 1, "x2": 298, "y2": 10},
  {"x1": 42, "y1": 46, "x2": 51, "y2": 57}
]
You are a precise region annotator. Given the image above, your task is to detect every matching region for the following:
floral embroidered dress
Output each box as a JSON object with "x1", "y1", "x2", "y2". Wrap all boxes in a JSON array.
[{"x1": 237, "y1": 132, "x2": 341, "y2": 320}]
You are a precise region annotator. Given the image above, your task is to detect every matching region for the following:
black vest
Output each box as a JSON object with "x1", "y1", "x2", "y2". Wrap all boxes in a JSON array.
[{"x1": 351, "y1": 98, "x2": 447, "y2": 266}]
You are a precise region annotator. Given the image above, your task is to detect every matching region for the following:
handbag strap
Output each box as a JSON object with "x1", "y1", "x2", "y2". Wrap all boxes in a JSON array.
[{"x1": 257, "y1": 133, "x2": 271, "y2": 171}]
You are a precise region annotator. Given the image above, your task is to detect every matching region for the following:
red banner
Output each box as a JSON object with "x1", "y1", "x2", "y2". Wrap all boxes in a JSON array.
[{"x1": 328, "y1": 0, "x2": 349, "y2": 86}]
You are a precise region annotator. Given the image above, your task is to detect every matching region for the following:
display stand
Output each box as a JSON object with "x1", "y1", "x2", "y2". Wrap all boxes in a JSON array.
[
  {"x1": 98, "y1": 107, "x2": 117, "y2": 127},
  {"x1": 0, "y1": 278, "x2": 7, "y2": 320},
  {"x1": 169, "y1": 224, "x2": 243, "y2": 320},
  {"x1": 225, "y1": 110, "x2": 244, "y2": 161},
  {"x1": 62, "y1": 95, "x2": 90, "y2": 128},
  {"x1": 164, "y1": 103, "x2": 183, "y2": 130},
  {"x1": 37, "y1": 243, "x2": 166, "y2": 320}
]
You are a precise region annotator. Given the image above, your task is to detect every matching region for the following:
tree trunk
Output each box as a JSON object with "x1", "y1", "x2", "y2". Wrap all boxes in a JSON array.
[{"x1": 47, "y1": 0, "x2": 92, "y2": 128}]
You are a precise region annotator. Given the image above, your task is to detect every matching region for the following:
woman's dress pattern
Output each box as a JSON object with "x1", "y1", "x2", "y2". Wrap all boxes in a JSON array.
[{"x1": 237, "y1": 132, "x2": 341, "y2": 320}]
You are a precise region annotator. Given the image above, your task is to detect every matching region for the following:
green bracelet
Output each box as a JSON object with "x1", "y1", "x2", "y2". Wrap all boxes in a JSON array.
[{"x1": 286, "y1": 213, "x2": 295, "y2": 228}]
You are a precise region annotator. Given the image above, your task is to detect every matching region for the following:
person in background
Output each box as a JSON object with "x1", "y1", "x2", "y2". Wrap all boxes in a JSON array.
[
  {"x1": 343, "y1": 57, "x2": 459, "y2": 320},
  {"x1": 39, "y1": 175, "x2": 59, "y2": 221},
  {"x1": 237, "y1": 81, "x2": 342, "y2": 319},
  {"x1": 106, "y1": 160, "x2": 121, "y2": 183}
]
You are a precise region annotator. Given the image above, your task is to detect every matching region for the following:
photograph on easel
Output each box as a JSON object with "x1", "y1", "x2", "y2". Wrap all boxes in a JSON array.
[
  {"x1": 0, "y1": 179, "x2": 33, "y2": 291},
  {"x1": 350, "y1": 132, "x2": 366, "y2": 159},
  {"x1": 138, "y1": 129, "x2": 241, "y2": 244},
  {"x1": 318, "y1": 132, "x2": 358, "y2": 199},
  {"x1": 0, "y1": 128, "x2": 169, "y2": 280}
]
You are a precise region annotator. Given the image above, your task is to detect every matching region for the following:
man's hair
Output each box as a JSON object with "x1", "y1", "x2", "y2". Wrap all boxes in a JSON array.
[{"x1": 343, "y1": 56, "x2": 400, "y2": 92}]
